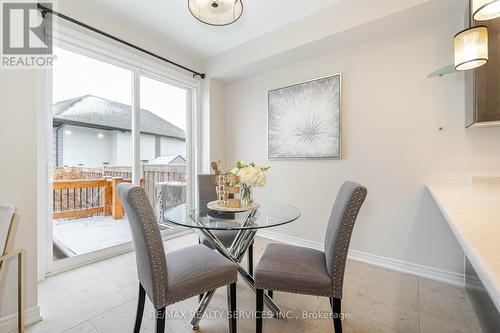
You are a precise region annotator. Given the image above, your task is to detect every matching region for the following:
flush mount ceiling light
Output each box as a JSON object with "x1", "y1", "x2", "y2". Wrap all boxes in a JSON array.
[
  {"x1": 472, "y1": 0, "x2": 500, "y2": 21},
  {"x1": 454, "y1": 25, "x2": 489, "y2": 70},
  {"x1": 188, "y1": 0, "x2": 243, "y2": 26}
]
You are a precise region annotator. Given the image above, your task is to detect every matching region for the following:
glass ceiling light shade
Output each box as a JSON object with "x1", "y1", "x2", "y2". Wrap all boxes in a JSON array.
[
  {"x1": 454, "y1": 26, "x2": 489, "y2": 71},
  {"x1": 188, "y1": 0, "x2": 243, "y2": 26},
  {"x1": 472, "y1": 0, "x2": 500, "y2": 21}
]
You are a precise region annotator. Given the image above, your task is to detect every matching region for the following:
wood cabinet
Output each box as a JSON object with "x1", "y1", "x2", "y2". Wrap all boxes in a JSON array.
[{"x1": 466, "y1": 17, "x2": 500, "y2": 127}]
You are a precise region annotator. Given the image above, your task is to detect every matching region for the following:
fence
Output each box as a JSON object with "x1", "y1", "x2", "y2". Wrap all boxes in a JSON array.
[
  {"x1": 103, "y1": 165, "x2": 133, "y2": 179},
  {"x1": 52, "y1": 164, "x2": 186, "y2": 220},
  {"x1": 142, "y1": 164, "x2": 186, "y2": 203}
]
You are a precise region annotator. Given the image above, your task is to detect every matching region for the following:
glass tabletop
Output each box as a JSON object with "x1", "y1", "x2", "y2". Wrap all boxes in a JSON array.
[{"x1": 161, "y1": 201, "x2": 301, "y2": 230}]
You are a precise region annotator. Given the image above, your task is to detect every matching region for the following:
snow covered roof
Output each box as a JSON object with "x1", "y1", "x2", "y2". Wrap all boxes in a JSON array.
[
  {"x1": 148, "y1": 155, "x2": 186, "y2": 165},
  {"x1": 53, "y1": 95, "x2": 185, "y2": 140}
]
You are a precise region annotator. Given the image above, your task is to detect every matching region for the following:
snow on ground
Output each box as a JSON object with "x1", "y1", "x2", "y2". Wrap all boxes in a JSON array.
[{"x1": 53, "y1": 215, "x2": 133, "y2": 256}]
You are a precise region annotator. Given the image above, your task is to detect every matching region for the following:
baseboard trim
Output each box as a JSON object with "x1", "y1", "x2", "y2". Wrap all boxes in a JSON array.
[
  {"x1": 348, "y1": 249, "x2": 465, "y2": 287},
  {"x1": 0, "y1": 305, "x2": 42, "y2": 333},
  {"x1": 258, "y1": 230, "x2": 324, "y2": 251},
  {"x1": 257, "y1": 230, "x2": 465, "y2": 287}
]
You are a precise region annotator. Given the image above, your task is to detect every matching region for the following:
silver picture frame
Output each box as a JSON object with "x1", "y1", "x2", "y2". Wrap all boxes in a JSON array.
[{"x1": 267, "y1": 73, "x2": 342, "y2": 160}]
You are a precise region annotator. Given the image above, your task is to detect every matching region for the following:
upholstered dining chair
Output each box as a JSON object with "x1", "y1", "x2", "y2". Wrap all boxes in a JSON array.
[
  {"x1": 117, "y1": 184, "x2": 239, "y2": 333},
  {"x1": 197, "y1": 174, "x2": 255, "y2": 275},
  {"x1": 254, "y1": 181, "x2": 367, "y2": 333}
]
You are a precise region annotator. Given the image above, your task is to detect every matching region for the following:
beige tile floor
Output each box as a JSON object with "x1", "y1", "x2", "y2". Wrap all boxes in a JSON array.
[{"x1": 27, "y1": 234, "x2": 482, "y2": 333}]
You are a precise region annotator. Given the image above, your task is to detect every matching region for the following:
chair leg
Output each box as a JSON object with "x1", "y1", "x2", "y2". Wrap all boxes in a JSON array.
[
  {"x1": 227, "y1": 283, "x2": 237, "y2": 333},
  {"x1": 156, "y1": 307, "x2": 166, "y2": 333},
  {"x1": 248, "y1": 242, "x2": 254, "y2": 276},
  {"x1": 330, "y1": 297, "x2": 342, "y2": 333},
  {"x1": 267, "y1": 290, "x2": 273, "y2": 299},
  {"x1": 134, "y1": 284, "x2": 146, "y2": 333},
  {"x1": 197, "y1": 238, "x2": 205, "y2": 303},
  {"x1": 256, "y1": 289, "x2": 264, "y2": 333}
]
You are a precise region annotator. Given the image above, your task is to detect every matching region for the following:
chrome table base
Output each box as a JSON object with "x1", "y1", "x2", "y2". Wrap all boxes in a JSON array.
[{"x1": 190, "y1": 223, "x2": 282, "y2": 330}]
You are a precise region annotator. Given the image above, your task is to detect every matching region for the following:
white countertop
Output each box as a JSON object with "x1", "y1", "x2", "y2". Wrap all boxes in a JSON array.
[{"x1": 427, "y1": 182, "x2": 500, "y2": 312}]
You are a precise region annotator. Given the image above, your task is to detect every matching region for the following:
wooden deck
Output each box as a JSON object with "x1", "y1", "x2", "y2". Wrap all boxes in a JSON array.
[
  {"x1": 53, "y1": 215, "x2": 133, "y2": 257},
  {"x1": 53, "y1": 216, "x2": 171, "y2": 257},
  {"x1": 51, "y1": 164, "x2": 186, "y2": 258}
]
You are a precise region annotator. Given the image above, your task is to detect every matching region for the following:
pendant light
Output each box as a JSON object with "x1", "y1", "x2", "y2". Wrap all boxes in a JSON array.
[
  {"x1": 188, "y1": 0, "x2": 243, "y2": 26},
  {"x1": 454, "y1": 26, "x2": 488, "y2": 70},
  {"x1": 472, "y1": 0, "x2": 500, "y2": 21}
]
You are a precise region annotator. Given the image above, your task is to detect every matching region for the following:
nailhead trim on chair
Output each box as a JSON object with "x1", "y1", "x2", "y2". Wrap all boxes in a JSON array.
[
  {"x1": 129, "y1": 187, "x2": 168, "y2": 310},
  {"x1": 330, "y1": 186, "x2": 367, "y2": 298},
  {"x1": 254, "y1": 183, "x2": 367, "y2": 302}
]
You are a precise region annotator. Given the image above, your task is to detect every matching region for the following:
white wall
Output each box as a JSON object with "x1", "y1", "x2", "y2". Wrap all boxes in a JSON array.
[
  {"x1": 220, "y1": 15, "x2": 500, "y2": 275},
  {"x1": 200, "y1": 78, "x2": 226, "y2": 173},
  {"x1": 60, "y1": 126, "x2": 186, "y2": 167},
  {"x1": 139, "y1": 134, "x2": 155, "y2": 163},
  {"x1": 208, "y1": 79, "x2": 226, "y2": 165},
  {"x1": 160, "y1": 137, "x2": 186, "y2": 158},
  {"x1": 60, "y1": 125, "x2": 112, "y2": 167},
  {"x1": 114, "y1": 133, "x2": 185, "y2": 165},
  {"x1": 111, "y1": 131, "x2": 132, "y2": 165},
  {"x1": 0, "y1": 69, "x2": 41, "y2": 326}
]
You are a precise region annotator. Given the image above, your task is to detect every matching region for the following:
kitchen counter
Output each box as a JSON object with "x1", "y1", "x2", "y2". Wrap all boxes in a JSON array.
[{"x1": 426, "y1": 182, "x2": 500, "y2": 314}]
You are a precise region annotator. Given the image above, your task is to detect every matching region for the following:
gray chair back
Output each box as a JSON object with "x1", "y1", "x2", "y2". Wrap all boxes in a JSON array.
[
  {"x1": 324, "y1": 181, "x2": 367, "y2": 298},
  {"x1": 117, "y1": 183, "x2": 168, "y2": 310},
  {"x1": 197, "y1": 174, "x2": 217, "y2": 216}
]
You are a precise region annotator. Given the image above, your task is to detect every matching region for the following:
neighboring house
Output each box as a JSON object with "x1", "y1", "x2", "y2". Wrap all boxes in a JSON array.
[
  {"x1": 148, "y1": 155, "x2": 186, "y2": 165},
  {"x1": 53, "y1": 95, "x2": 186, "y2": 167}
]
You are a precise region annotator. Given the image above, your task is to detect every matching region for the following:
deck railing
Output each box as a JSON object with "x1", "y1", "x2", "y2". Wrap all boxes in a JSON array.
[
  {"x1": 53, "y1": 179, "x2": 105, "y2": 220},
  {"x1": 52, "y1": 164, "x2": 186, "y2": 221},
  {"x1": 52, "y1": 177, "x2": 136, "y2": 220}
]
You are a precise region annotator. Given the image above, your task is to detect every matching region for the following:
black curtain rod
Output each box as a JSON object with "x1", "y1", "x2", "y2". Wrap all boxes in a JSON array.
[{"x1": 37, "y1": 3, "x2": 205, "y2": 79}]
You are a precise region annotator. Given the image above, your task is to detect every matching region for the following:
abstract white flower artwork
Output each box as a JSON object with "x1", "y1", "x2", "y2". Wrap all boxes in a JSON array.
[{"x1": 267, "y1": 74, "x2": 341, "y2": 159}]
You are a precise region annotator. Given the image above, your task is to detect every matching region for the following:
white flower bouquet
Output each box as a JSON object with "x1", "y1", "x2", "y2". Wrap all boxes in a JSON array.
[{"x1": 230, "y1": 161, "x2": 270, "y2": 206}]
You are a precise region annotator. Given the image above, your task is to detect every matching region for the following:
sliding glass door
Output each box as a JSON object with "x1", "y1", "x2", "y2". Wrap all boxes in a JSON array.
[
  {"x1": 51, "y1": 46, "x2": 134, "y2": 262},
  {"x1": 47, "y1": 42, "x2": 194, "y2": 272},
  {"x1": 139, "y1": 75, "x2": 189, "y2": 224}
]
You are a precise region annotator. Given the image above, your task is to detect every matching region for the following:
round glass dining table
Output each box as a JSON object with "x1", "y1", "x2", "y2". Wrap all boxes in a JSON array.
[
  {"x1": 161, "y1": 201, "x2": 301, "y2": 329},
  {"x1": 162, "y1": 200, "x2": 301, "y2": 230}
]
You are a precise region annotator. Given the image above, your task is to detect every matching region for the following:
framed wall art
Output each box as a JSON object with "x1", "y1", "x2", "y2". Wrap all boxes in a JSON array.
[{"x1": 267, "y1": 73, "x2": 341, "y2": 159}]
